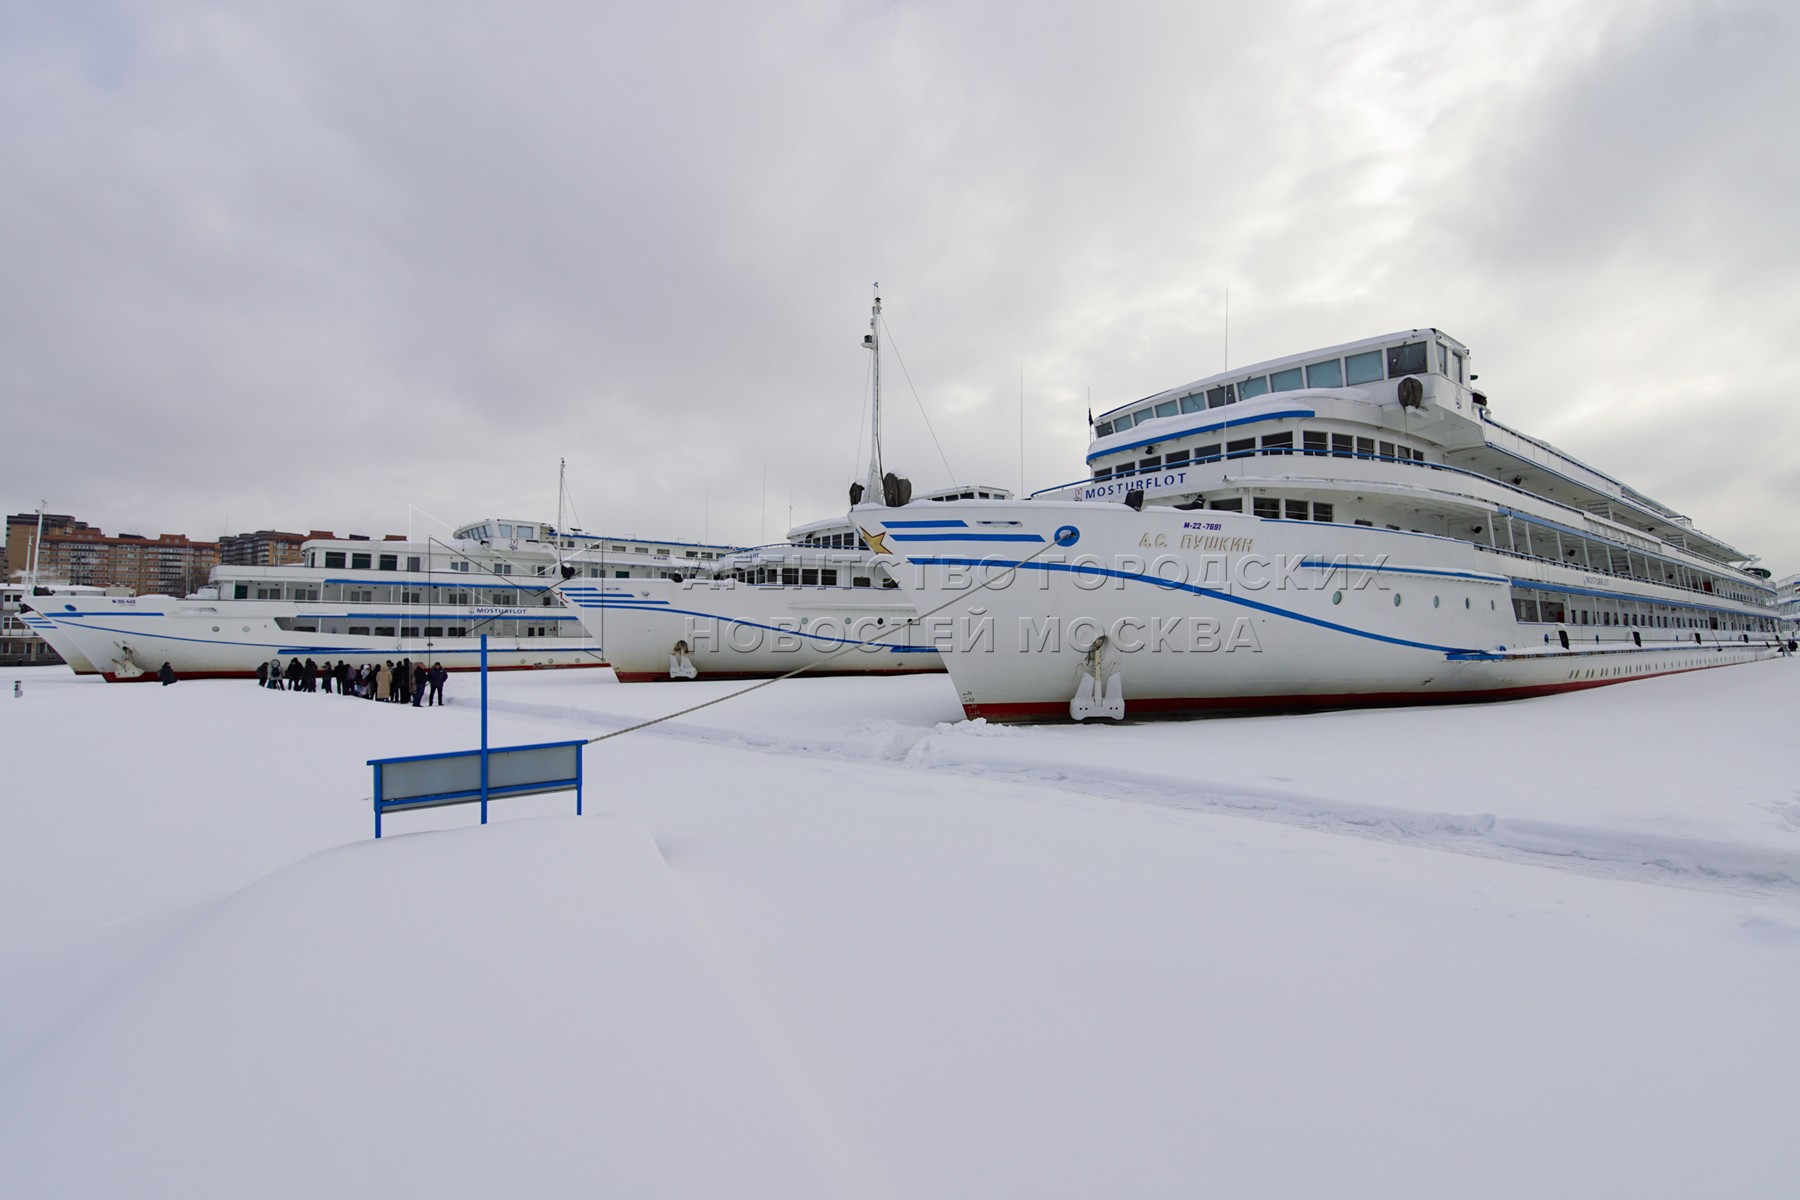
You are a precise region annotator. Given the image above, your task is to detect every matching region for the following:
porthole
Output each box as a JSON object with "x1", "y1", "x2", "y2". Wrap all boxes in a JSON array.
[
  {"x1": 1433, "y1": 596, "x2": 1440, "y2": 608},
  {"x1": 1393, "y1": 594, "x2": 1402, "y2": 607},
  {"x1": 1490, "y1": 600, "x2": 1496, "y2": 610},
  {"x1": 243, "y1": 626, "x2": 251, "y2": 633},
  {"x1": 1464, "y1": 597, "x2": 1470, "y2": 609},
  {"x1": 212, "y1": 626, "x2": 220, "y2": 632},
  {"x1": 1331, "y1": 591, "x2": 1343, "y2": 605}
]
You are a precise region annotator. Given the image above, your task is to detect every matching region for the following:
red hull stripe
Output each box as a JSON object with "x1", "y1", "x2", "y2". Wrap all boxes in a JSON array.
[{"x1": 964, "y1": 659, "x2": 1758, "y2": 722}]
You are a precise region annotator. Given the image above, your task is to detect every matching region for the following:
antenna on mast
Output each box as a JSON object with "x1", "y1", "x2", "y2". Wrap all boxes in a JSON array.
[{"x1": 862, "y1": 284, "x2": 883, "y2": 502}]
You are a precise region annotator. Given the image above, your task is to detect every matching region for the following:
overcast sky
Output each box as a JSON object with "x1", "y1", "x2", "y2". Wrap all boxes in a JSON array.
[{"x1": 4, "y1": 0, "x2": 1796, "y2": 569}]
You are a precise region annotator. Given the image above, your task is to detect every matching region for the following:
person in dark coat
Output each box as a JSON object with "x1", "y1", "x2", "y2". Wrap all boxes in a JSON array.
[
  {"x1": 158, "y1": 661, "x2": 178, "y2": 686},
  {"x1": 284, "y1": 658, "x2": 303, "y2": 690},
  {"x1": 255, "y1": 661, "x2": 268, "y2": 688},
  {"x1": 427, "y1": 662, "x2": 447, "y2": 706},
  {"x1": 411, "y1": 661, "x2": 427, "y2": 707},
  {"x1": 304, "y1": 658, "x2": 318, "y2": 693}
]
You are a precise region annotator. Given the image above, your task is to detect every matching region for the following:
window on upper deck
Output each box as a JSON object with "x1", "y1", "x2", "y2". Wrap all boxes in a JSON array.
[
  {"x1": 1451, "y1": 350, "x2": 1466, "y2": 384},
  {"x1": 324, "y1": 551, "x2": 346, "y2": 569},
  {"x1": 1165, "y1": 449, "x2": 1190, "y2": 467},
  {"x1": 1253, "y1": 497, "x2": 1280, "y2": 519},
  {"x1": 1345, "y1": 350, "x2": 1382, "y2": 385},
  {"x1": 1284, "y1": 499, "x2": 1309, "y2": 520},
  {"x1": 1154, "y1": 400, "x2": 1178, "y2": 418},
  {"x1": 1387, "y1": 342, "x2": 1428, "y2": 378},
  {"x1": 1238, "y1": 376, "x2": 1269, "y2": 400},
  {"x1": 1094, "y1": 420, "x2": 1112, "y2": 437},
  {"x1": 1302, "y1": 431, "x2": 1328, "y2": 456},
  {"x1": 1210, "y1": 498, "x2": 1243, "y2": 512},
  {"x1": 1269, "y1": 367, "x2": 1303, "y2": 392},
  {"x1": 1306, "y1": 359, "x2": 1343, "y2": 388},
  {"x1": 1179, "y1": 394, "x2": 1204, "y2": 414},
  {"x1": 1331, "y1": 433, "x2": 1354, "y2": 456},
  {"x1": 1194, "y1": 442, "x2": 1221, "y2": 461},
  {"x1": 1261, "y1": 432, "x2": 1293, "y2": 455},
  {"x1": 1208, "y1": 384, "x2": 1234, "y2": 408},
  {"x1": 1227, "y1": 437, "x2": 1256, "y2": 459}
]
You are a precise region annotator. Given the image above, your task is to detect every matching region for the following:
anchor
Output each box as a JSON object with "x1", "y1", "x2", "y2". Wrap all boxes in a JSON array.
[
  {"x1": 1069, "y1": 633, "x2": 1124, "y2": 721},
  {"x1": 668, "y1": 639, "x2": 698, "y2": 680},
  {"x1": 110, "y1": 643, "x2": 147, "y2": 679}
]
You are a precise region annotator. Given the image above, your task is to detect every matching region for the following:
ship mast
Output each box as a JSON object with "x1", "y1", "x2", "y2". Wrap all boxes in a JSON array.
[
  {"x1": 29, "y1": 501, "x2": 45, "y2": 586},
  {"x1": 862, "y1": 285, "x2": 883, "y2": 503}
]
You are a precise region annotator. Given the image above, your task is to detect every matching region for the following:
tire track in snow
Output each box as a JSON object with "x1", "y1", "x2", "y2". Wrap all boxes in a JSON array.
[{"x1": 485, "y1": 697, "x2": 1800, "y2": 899}]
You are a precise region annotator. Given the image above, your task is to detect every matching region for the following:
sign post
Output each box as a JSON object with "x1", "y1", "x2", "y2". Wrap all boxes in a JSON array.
[{"x1": 480, "y1": 634, "x2": 490, "y2": 824}]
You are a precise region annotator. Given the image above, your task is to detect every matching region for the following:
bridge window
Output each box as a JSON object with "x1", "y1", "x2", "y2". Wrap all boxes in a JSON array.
[
  {"x1": 1253, "y1": 498, "x2": 1280, "y2": 519},
  {"x1": 1210, "y1": 498, "x2": 1243, "y2": 512},
  {"x1": 1238, "y1": 376, "x2": 1269, "y2": 400},
  {"x1": 1094, "y1": 420, "x2": 1112, "y2": 437},
  {"x1": 1379, "y1": 441, "x2": 1395, "y2": 458},
  {"x1": 1302, "y1": 431, "x2": 1328, "y2": 456},
  {"x1": 351, "y1": 552, "x2": 372, "y2": 570},
  {"x1": 1261, "y1": 432, "x2": 1293, "y2": 454},
  {"x1": 1207, "y1": 384, "x2": 1234, "y2": 408},
  {"x1": 1313, "y1": 503, "x2": 1333, "y2": 522},
  {"x1": 1306, "y1": 359, "x2": 1343, "y2": 388},
  {"x1": 324, "y1": 551, "x2": 346, "y2": 569},
  {"x1": 1284, "y1": 499, "x2": 1309, "y2": 520},
  {"x1": 1269, "y1": 367, "x2": 1303, "y2": 392},
  {"x1": 1331, "y1": 434, "x2": 1353, "y2": 457},
  {"x1": 1345, "y1": 349, "x2": 1382, "y2": 385},
  {"x1": 1387, "y1": 342, "x2": 1428, "y2": 377},
  {"x1": 1180, "y1": 394, "x2": 1204, "y2": 413},
  {"x1": 1154, "y1": 399, "x2": 1178, "y2": 418},
  {"x1": 1356, "y1": 437, "x2": 1375, "y2": 457}
]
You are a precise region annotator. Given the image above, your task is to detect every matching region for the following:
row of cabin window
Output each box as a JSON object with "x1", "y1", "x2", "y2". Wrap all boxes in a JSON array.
[
  {"x1": 801, "y1": 532, "x2": 861, "y2": 549},
  {"x1": 1094, "y1": 342, "x2": 1448, "y2": 437},
  {"x1": 332, "y1": 624, "x2": 559, "y2": 638},
  {"x1": 1174, "y1": 497, "x2": 1333, "y2": 521},
  {"x1": 1510, "y1": 588, "x2": 1776, "y2": 632},
  {"x1": 1093, "y1": 430, "x2": 1425, "y2": 480}
]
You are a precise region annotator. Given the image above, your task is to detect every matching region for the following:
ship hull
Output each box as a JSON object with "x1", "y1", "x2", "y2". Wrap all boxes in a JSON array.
[{"x1": 858, "y1": 501, "x2": 1782, "y2": 721}]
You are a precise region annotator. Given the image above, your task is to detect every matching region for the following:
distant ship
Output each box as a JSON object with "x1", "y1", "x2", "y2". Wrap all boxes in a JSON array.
[
  {"x1": 857, "y1": 328, "x2": 1786, "y2": 720},
  {"x1": 22, "y1": 518, "x2": 738, "y2": 681}
]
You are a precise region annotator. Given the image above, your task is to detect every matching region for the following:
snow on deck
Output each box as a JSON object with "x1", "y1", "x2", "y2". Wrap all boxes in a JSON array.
[{"x1": 2, "y1": 662, "x2": 1798, "y2": 1197}]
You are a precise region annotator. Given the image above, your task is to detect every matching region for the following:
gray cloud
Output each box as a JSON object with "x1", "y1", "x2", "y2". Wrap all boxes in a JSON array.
[{"x1": 3, "y1": 0, "x2": 1796, "y2": 573}]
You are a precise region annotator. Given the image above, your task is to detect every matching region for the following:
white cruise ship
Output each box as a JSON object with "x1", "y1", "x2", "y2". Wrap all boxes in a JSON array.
[
  {"x1": 23, "y1": 519, "x2": 739, "y2": 681},
  {"x1": 856, "y1": 328, "x2": 1786, "y2": 721},
  {"x1": 567, "y1": 484, "x2": 1010, "y2": 682}
]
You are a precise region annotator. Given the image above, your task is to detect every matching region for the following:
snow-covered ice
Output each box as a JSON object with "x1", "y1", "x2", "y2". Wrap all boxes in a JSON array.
[{"x1": 3, "y1": 660, "x2": 1798, "y2": 1197}]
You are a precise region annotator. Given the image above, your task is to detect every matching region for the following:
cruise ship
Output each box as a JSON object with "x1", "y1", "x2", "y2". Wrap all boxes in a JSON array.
[
  {"x1": 23, "y1": 519, "x2": 739, "y2": 681},
  {"x1": 856, "y1": 328, "x2": 1786, "y2": 721},
  {"x1": 568, "y1": 484, "x2": 1010, "y2": 682}
]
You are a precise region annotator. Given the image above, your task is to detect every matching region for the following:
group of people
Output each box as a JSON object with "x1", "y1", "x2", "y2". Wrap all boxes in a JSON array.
[{"x1": 257, "y1": 656, "x2": 448, "y2": 706}]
